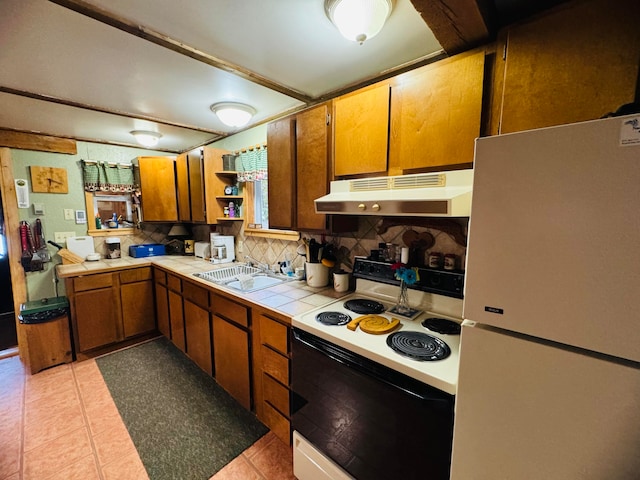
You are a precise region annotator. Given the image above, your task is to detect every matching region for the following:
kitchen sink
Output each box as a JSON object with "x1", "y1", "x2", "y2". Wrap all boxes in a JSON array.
[
  {"x1": 193, "y1": 264, "x2": 291, "y2": 292},
  {"x1": 225, "y1": 274, "x2": 285, "y2": 292}
]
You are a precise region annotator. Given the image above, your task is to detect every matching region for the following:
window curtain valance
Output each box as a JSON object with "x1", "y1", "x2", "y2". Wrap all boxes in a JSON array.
[
  {"x1": 81, "y1": 160, "x2": 136, "y2": 192},
  {"x1": 237, "y1": 145, "x2": 267, "y2": 182}
]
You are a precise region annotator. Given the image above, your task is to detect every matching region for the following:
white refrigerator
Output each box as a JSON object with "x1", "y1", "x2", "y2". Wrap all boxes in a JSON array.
[{"x1": 451, "y1": 115, "x2": 640, "y2": 479}]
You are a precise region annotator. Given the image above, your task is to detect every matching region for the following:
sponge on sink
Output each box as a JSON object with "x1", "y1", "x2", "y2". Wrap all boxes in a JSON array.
[{"x1": 236, "y1": 274, "x2": 254, "y2": 290}]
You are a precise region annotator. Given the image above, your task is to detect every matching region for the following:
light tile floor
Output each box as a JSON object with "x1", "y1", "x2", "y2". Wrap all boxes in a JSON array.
[{"x1": 0, "y1": 353, "x2": 296, "y2": 480}]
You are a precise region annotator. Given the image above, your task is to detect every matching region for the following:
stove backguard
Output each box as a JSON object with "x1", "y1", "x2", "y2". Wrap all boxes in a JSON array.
[{"x1": 352, "y1": 257, "x2": 465, "y2": 299}]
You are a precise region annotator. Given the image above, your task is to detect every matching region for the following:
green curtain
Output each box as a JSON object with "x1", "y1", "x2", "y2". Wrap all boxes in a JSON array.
[
  {"x1": 237, "y1": 147, "x2": 267, "y2": 182},
  {"x1": 82, "y1": 160, "x2": 136, "y2": 192}
]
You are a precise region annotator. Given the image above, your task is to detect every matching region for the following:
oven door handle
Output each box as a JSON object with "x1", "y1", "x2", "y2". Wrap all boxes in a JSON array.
[{"x1": 292, "y1": 328, "x2": 453, "y2": 403}]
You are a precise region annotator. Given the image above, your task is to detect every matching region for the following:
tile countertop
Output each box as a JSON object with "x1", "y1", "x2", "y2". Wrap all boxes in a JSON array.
[{"x1": 56, "y1": 255, "x2": 349, "y2": 319}]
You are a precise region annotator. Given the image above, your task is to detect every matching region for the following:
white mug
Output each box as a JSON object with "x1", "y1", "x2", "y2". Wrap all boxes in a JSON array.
[{"x1": 333, "y1": 272, "x2": 350, "y2": 292}]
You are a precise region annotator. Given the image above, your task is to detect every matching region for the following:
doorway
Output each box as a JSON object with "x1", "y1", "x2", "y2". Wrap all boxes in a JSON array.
[{"x1": 0, "y1": 196, "x2": 17, "y2": 351}]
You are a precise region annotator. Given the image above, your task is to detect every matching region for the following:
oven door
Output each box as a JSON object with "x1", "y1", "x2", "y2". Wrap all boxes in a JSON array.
[{"x1": 291, "y1": 328, "x2": 454, "y2": 480}]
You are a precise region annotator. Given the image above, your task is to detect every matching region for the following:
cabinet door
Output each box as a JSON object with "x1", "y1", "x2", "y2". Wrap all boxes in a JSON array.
[
  {"x1": 334, "y1": 83, "x2": 390, "y2": 176},
  {"x1": 267, "y1": 116, "x2": 296, "y2": 230},
  {"x1": 184, "y1": 300, "x2": 212, "y2": 375},
  {"x1": 155, "y1": 282, "x2": 170, "y2": 338},
  {"x1": 175, "y1": 153, "x2": 191, "y2": 221},
  {"x1": 296, "y1": 104, "x2": 329, "y2": 231},
  {"x1": 499, "y1": 0, "x2": 640, "y2": 134},
  {"x1": 188, "y1": 153, "x2": 206, "y2": 222},
  {"x1": 168, "y1": 290, "x2": 185, "y2": 352},
  {"x1": 121, "y1": 280, "x2": 155, "y2": 338},
  {"x1": 75, "y1": 288, "x2": 120, "y2": 352},
  {"x1": 213, "y1": 314, "x2": 251, "y2": 410},
  {"x1": 137, "y1": 156, "x2": 178, "y2": 222},
  {"x1": 389, "y1": 50, "x2": 484, "y2": 173}
]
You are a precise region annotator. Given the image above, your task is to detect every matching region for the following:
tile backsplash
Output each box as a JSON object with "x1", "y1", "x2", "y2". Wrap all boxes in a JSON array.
[{"x1": 104, "y1": 217, "x2": 467, "y2": 273}]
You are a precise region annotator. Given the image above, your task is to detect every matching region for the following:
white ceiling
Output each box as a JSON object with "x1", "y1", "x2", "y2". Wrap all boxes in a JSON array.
[{"x1": 0, "y1": 0, "x2": 565, "y2": 152}]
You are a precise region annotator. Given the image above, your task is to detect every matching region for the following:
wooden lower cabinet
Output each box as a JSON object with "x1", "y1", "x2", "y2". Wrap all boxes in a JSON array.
[
  {"x1": 68, "y1": 267, "x2": 155, "y2": 355},
  {"x1": 212, "y1": 293, "x2": 251, "y2": 410},
  {"x1": 184, "y1": 299, "x2": 213, "y2": 375},
  {"x1": 74, "y1": 287, "x2": 120, "y2": 352},
  {"x1": 253, "y1": 311, "x2": 292, "y2": 445},
  {"x1": 168, "y1": 289, "x2": 185, "y2": 352},
  {"x1": 120, "y1": 268, "x2": 155, "y2": 338},
  {"x1": 212, "y1": 314, "x2": 251, "y2": 410},
  {"x1": 154, "y1": 282, "x2": 170, "y2": 338}
]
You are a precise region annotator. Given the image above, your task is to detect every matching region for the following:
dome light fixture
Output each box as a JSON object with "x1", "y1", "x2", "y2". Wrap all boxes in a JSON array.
[
  {"x1": 325, "y1": 0, "x2": 393, "y2": 44},
  {"x1": 130, "y1": 130, "x2": 162, "y2": 148},
  {"x1": 210, "y1": 102, "x2": 256, "y2": 128}
]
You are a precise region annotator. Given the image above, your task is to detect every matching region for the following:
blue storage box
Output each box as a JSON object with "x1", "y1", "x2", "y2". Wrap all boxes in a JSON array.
[{"x1": 129, "y1": 244, "x2": 166, "y2": 258}]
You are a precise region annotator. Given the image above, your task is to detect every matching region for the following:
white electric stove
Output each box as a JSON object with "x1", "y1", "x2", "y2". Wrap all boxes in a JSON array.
[{"x1": 292, "y1": 258, "x2": 464, "y2": 395}]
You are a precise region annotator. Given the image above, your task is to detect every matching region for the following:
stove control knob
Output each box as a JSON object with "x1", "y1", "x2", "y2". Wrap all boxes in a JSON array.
[
  {"x1": 372, "y1": 203, "x2": 380, "y2": 211},
  {"x1": 358, "y1": 203, "x2": 366, "y2": 211}
]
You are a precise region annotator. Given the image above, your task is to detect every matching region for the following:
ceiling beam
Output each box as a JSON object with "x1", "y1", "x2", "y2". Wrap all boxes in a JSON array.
[
  {"x1": 410, "y1": 0, "x2": 492, "y2": 55},
  {"x1": 48, "y1": 0, "x2": 314, "y2": 104},
  {"x1": 0, "y1": 129, "x2": 77, "y2": 154}
]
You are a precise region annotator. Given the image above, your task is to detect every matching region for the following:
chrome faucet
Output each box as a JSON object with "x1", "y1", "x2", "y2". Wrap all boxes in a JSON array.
[{"x1": 244, "y1": 255, "x2": 270, "y2": 273}]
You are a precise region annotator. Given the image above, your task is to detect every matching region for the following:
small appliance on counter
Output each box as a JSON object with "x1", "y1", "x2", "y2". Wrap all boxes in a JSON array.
[
  {"x1": 194, "y1": 241, "x2": 210, "y2": 259},
  {"x1": 210, "y1": 234, "x2": 235, "y2": 264},
  {"x1": 105, "y1": 237, "x2": 121, "y2": 259}
]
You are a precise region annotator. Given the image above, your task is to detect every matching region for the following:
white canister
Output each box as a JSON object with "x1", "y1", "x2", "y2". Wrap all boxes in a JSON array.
[
  {"x1": 305, "y1": 262, "x2": 329, "y2": 287},
  {"x1": 333, "y1": 271, "x2": 350, "y2": 293}
]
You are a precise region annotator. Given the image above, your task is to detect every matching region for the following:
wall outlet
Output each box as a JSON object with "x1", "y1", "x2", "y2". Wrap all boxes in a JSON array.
[
  {"x1": 53, "y1": 231, "x2": 76, "y2": 244},
  {"x1": 237, "y1": 240, "x2": 243, "y2": 253},
  {"x1": 63, "y1": 208, "x2": 75, "y2": 220}
]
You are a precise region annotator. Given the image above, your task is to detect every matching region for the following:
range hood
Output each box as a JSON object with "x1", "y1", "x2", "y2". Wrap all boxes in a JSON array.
[{"x1": 315, "y1": 169, "x2": 473, "y2": 217}]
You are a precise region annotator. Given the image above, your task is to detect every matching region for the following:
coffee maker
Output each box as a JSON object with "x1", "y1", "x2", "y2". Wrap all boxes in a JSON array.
[{"x1": 210, "y1": 234, "x2": 235, "y2": 264}]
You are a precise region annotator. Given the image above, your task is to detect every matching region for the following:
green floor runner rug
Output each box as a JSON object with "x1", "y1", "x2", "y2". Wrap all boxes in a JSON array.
[{"x1": 96, "y1": 337, "x2": 268, "y2": 480}]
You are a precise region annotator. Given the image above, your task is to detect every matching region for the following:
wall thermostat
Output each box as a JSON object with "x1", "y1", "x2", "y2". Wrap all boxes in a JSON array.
[{"x1": 75, "y1": 210, "x2": 87, "y2": 224}]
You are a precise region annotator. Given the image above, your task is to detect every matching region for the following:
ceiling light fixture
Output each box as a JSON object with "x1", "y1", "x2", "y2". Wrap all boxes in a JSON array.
[
  {"x1": 130, "y1": 130, "x2": 162, "y2": 148},
  {"x1": 210, "y1": 102, "x2": 256, "y2": 128},
  {"x1": 325, "y1": 0, "x2": 393, "y2": 44}
]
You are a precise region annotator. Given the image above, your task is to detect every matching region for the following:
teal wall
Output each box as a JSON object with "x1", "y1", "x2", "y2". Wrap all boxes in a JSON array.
[{"x1": 11, "y1": 142, "x2": 165, "y2": 301}]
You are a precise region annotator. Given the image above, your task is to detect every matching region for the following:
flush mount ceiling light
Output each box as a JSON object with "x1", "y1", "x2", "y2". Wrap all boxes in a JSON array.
[
  {"x1": 210, "y1": 102, "x2": 256, "y2": 128},
  {"x1": 130, "y1": 130, "x2": 162, "y2": 148},
  {"x1": 325, "y1": 0, "x2": 393, "y2": 44}
]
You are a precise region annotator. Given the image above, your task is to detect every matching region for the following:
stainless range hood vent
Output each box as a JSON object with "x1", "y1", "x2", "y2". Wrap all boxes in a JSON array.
[{"x1": 315, "y1": 169, "x2": 473, "y2": 217}]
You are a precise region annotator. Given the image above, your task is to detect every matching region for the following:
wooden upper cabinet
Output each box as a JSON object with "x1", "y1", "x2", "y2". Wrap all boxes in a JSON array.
[
  {"x1": 267, "y1": 116, "x2": 296, "y2": 230},
  {"x1": 388, "y1": 50, "x2": 485, "y2": 174},
  {"x1": 176, "y1": 152, "x2": 207, "y2": 223},
  {"x1": 296, "y1": 103, "x2": 330, "y2": 231},
  {"x1": 136, "y1": 156, "x2": 178, "y2": 222},
  {"x1": 498, "y1": 0, "x2": 640, "y2": 134},
  {"x1": 334, "y1": 83, "x2": 390, "y2": 177}
]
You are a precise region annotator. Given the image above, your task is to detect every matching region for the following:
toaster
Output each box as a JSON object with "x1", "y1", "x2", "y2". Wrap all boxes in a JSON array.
[{"x1": 194, "y1": 241, "x2": 210, "y2": 259}]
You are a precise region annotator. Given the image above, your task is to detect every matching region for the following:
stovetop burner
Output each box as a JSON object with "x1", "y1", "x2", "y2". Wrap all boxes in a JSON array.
[
  {"x1": 344, "y1": 298, "x2": 385, "y2": 315},
  {"x1": 422, "y1": 318, "x2": 461, "y2": 335},
  {"x1": 386, "y1": 331, "x2": 451, "y2": 361},
  {"x1": 316, "y1": 311, "x2": 351, "y2": 326}
]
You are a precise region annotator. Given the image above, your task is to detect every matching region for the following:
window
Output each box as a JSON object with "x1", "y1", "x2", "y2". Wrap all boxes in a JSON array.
[{"x1": 84, "y1": 191, "x2": 135, "y2": 236}]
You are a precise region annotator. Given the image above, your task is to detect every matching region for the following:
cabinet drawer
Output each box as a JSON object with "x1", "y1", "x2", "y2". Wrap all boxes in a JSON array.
[
  {"x1": 183, "y1": 282, "x2": 209, "y2": 309},
  {"x1": 120, "y1": 267, "x2": 152, "y2": 284},
  {"x1": 263, "y1": 373, "x2": 290, "y2": 416},
  {"x1": 153, "y1": 268, "x2": 167, "y2": 285},
  {"x1": 261, "y1": 346, "x2": 289, "y2": 385},
  {"x1": 260, "y1": 314, "x2": 289, "y2": 355},
  {"x1": 263, "y1": 401, "x2": 290, "y2": 446},
  {"x1": 74, "y1": 273, "x2": 113, "y2": 292},
  {"x1": 167, "y1": 274, "x2": 182, "y2": 292},
  {"x1": 213, "y1": 294, "x2": 248, "y2": 328}
]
